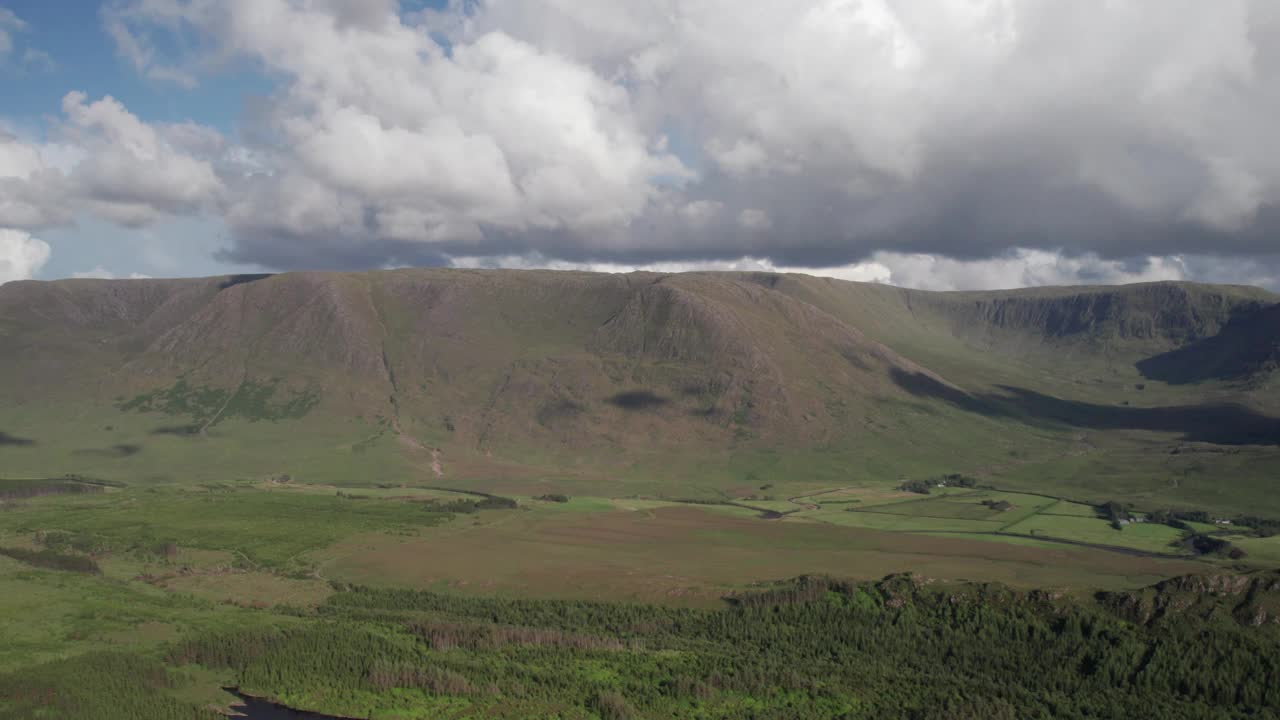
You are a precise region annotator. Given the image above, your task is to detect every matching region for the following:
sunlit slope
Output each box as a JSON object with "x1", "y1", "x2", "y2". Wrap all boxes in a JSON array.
[
  {"x1": 0, "y1": 270, "x2": 966, "y2": 483},
  {"x1": 1, "y1": 270, "x2": 1277, "y2": 497}
]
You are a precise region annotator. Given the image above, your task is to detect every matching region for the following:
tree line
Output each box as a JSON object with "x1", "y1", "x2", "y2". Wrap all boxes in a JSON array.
[
  {"x1": 151, "y1": 574, "x2": 1280, "y2": 719},
  {"x1": 3, "y1": 572, "x2": 1277, "y2": 718}
]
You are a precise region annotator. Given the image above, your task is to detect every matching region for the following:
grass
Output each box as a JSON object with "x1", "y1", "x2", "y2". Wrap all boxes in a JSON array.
[
  {"x1": 807, "y1": 510, "x2": 1010, "y2": 533},
  {"x1": 4, "y1": 271, "x2": 1279, "y2": 524},
  {"x1": 520, "y1": 495, "x2": 621, "y2": 513},
  {"x1": 0, "y1": 473, "x2": 1257, "y2": 717},
  {"x1": 254, "y1": 482, "x2": 475, "y2": 502},
  {"x1": 158, "y1": 571, "x2": 331, "y2": 608},
  {"x1": 0, "y1": 479, "x2": 1254, "y2": 617},
  {"x1": 0, "y1": 486, "x2": 448, "y2": 571},
  {"x1": 0, "y1": 555, "x2": 291, "y2": 672},
  {"x1": 790, "y1": 486, "x2": 923, "y2": 508},
  {"x1": 736, "y1": 499, "x2": 803, "y2": 512},
  {"x1": 317, "y1": 502, "x2": 1205, "y2": 603},
  {"x1": 1231, "y1": 535, "x2": 1280, "y2": 565},
  {"x1": 841, "y1": 490, "x2": 1057, "y2": 523},
  {"x1": 793, "y1": 487, "x2": 1217, "y2": 560},
  {"x1": 987, "y1": 442, "x2": 1280, "y2": 517},
  {"x1": 0, "y1": 402, "x2": 411, "y2": 487},
  {"x1": 916, "y1": 532, "x2": 1072, "y2": 550},
  {"x1": 1001, "y1": 514, "x2": 1188, "y2": 553},
  {"x1": 1040, "y1": 499, "x2": 1103, "y2": 517}
]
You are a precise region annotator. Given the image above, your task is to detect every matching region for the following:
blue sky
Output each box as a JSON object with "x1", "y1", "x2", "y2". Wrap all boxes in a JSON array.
[
  {"x1": 1, "y1": 0, "x2": 453, "y2": 281},
  {"x1": 3, "y1": 0, "x2": 265, "y2": 132},
  {"x1": 2, "y1": 0, "x2": 271, "y2": 279},
  {"x1": 1, "y1": 1, "x2": 1278, "y2": 290}
]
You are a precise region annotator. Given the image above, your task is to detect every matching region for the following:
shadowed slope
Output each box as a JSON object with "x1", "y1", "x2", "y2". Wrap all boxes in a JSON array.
[
  {"x1": 1138, "y1": 303, "x2": 1280, "y2": 385},
  {"x1": 891, "y1": 368, "x2": 1280, "y2": 445}
]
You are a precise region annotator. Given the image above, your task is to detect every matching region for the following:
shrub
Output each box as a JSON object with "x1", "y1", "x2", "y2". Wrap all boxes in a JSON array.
[
  {"x1": 589, "y1": 690, "x2": 636, "y2": 720},
  {"x1": 0, "y1": 547, "x2": 101, "y2": 574},
  {"x1": 898, "y1": 479, "x2": 932, "y2": 495}
]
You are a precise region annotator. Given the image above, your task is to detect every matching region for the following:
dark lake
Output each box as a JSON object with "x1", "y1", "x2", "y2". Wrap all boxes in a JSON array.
[{"x1": 226, "y1": 690, "x2": 351, "y2": 719}]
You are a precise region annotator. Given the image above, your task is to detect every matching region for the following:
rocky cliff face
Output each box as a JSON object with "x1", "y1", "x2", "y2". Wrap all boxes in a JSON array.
[
  {"x1": 1098, "y1": 572, "x2": 1280, "y2": 627},
  {"x1": 920, "y1": 282, "x2": 1274, "y2": 350}
]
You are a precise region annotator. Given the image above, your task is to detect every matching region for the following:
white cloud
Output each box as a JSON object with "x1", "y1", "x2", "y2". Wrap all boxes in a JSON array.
[
  {"x1": 0, "y1": 228, "x2": 51, "y2": 284},
  {"x1": 1, "y1": 93, "x2": 223, "y2": 232},
  {"x1": 0, "y1": 9, "x2": 27, "y2": 60},
  {"x1": 441, "y1": 0, "x2": 1280, "y2": 260},
  {"x1": 108, "y1": 0, "x2": 687, "y2": 263},
  {"x1": 0, "y1": 131, "x2": 73, "y2": 229},
  {"x1": 0, "y1": 131, "x2": 44, "y2": 181},
  {"x1": 0, "y1": 9, "x2": 54, "y2": 72},
  {"x1": 20, "y1": 48, "x2": 55, "y2": 72},
  {"x1": 863, "y1": 249, "x2": 1189, "y2": 291},
  {"x1": 71, "y1": 266, "x2": 115, "y2": 279},
  {"x1": 32, "y1": 0, "x2": 1278, "y2": 289},
  {"x1": 70, "y1": 266, "x2": 153, "y2": 280},
  {"x1": 451, "y1": 247, "x2": 1194, "y2": 291},
  {"x1": 59, "y1": 92, "x2": 225, "y2": 227},
  {"x1": 102, "y1": 12, "x2": 198, "y2": 88}
]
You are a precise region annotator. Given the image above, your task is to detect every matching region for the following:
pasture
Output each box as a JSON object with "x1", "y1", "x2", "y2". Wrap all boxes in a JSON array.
[
  {"x1": 1001, "y1": 514, "x2": 1189, "y2": 554},
  {"x1": 317, "y1": 502, "x2": 1205, "y2": 604},
  {"x1": 0, "y1": 476, "x2": 1265, "y2": 618}
]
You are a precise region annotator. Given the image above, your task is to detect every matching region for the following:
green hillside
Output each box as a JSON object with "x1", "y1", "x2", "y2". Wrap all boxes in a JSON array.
[{"x1": 1, "y1": 270, "x2": 1277, "y2": 511}]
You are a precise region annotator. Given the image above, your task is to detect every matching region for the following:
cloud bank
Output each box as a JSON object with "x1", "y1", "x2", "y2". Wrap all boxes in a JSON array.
[
  {"x1": 3, "y1": 1, "x2": 1280, "y2": 289},
  {"x1": 0, "y1": 228, "x2": 50, "y2": 284}
]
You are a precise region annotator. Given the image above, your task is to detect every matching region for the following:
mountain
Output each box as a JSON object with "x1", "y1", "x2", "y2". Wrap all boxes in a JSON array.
[
  {"x1": 1, "y1": 270, "x2": 1277, "y2": 504},
  {"x1": 1137, "y1": 303, "x2": 1280, "y2": 385}
]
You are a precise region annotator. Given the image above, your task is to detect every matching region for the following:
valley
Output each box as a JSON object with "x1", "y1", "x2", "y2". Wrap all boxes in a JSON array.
[{"x1": 1, "y1": 269, "x2": 1279, "y2": 718}]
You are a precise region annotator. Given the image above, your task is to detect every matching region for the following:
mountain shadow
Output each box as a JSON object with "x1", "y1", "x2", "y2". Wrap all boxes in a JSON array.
[
  {"x1": 218, "y1": 274, "x2": 274, "y2": 291},
  {"x1": 73, "y1": 444, "x2": 144, "y2": 458},
  {"x1": 151, "y1": 424, "x2": 202, "y2": 437},
  {"x1": 1137, "y1": 303, "x2": 1280, "y2": 385},
  {"x1": 891, "y1": 368, "x2": 1280, "y2": 446},
  {"x1": 536, "y1": 399, "x2": 584, "y2": 427},
  {"x1": 0, "y1": 431, "x2": 35, "y2": 447},
  {"x1": 608, "y1": 391, "x2": 669, "y2": 410}
]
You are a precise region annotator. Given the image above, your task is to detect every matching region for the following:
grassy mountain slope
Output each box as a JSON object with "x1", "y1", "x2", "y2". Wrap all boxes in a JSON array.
[
  {"x1": 756, "y1": 275, "x2": 1276, "y2": 394},
  {"x1": 1, "y1": 270, "x2": 1277, "y2": 511}
]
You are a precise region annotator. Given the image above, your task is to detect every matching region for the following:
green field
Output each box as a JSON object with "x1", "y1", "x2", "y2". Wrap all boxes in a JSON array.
[
  {"x1": 0, "y1": 480, "x2": 1275, "y2": 719},
  {"x1": 0, "y1": 551, "x2": 294, "y2": 672},
  {"x1": 0, "y1": 486, "x2": 449, "y2": 570},
  {"x1": 1002, "y1": 514, "x2": 1189, "y2": 553},
  {"x1": 0, "y1": 467, "x2": 1274, "y2": 718},
  {"x1": 805, "y1": 509, "x2": 1010, "y2": 533},
  {"x1": 1040, "y1": 499, "x2": 1105, "y2": 517}
]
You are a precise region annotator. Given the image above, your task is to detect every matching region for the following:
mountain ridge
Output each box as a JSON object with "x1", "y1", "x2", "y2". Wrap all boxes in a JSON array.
[{"x1": 2, "y1": 270, "x2": 1277, "y2": 499}]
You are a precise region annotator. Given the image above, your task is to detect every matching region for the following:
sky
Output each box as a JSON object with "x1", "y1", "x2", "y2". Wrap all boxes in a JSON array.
[{"x1": 1, "y1": 0, "x2": 1279, "y2": 291}]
